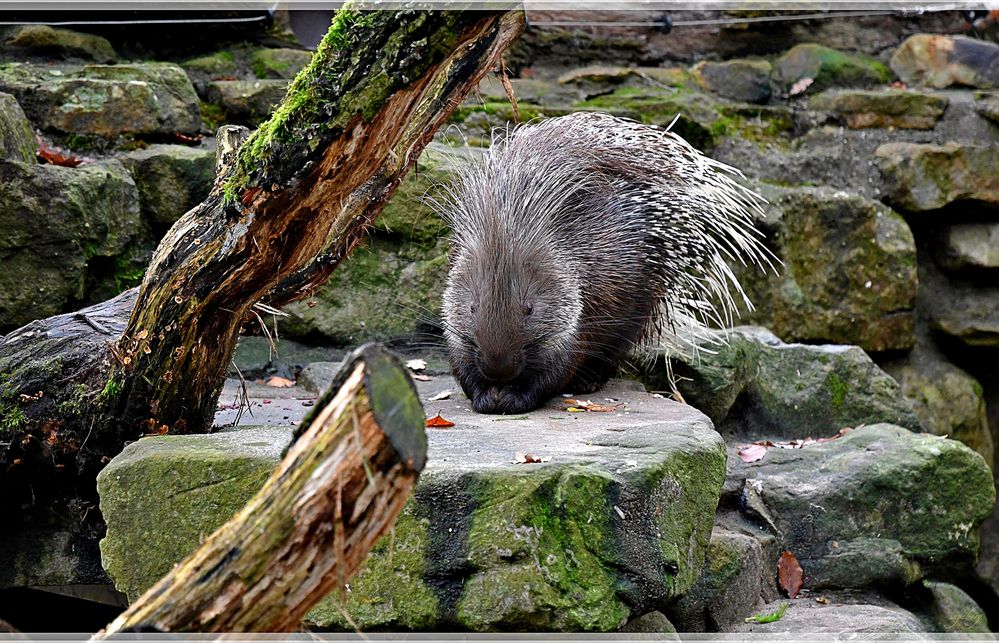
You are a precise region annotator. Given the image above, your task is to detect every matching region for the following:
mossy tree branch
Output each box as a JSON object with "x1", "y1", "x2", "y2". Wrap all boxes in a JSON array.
[{"x1": 0, "y1": 8, "x2": 523, "y2": 528}]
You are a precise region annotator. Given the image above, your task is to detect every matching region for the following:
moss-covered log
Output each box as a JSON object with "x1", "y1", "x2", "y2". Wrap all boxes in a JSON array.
[
  {"x1": 100, "y1": 344, "x2": 427, "y2": 633},
  {"x1": 0, "y1": 8, "x2": 523, "y2": 529}
]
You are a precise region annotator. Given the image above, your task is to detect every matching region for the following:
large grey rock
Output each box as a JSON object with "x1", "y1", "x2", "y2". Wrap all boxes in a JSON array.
[
  {"x1": 0, "y1": 92, "x2": 34, "y2": 163},
  {"x1": 669, "y1": 526, "x2": 770, "y2": 631},
  {"x1": 891, "y1": 34, "x2": 999, "y2": 89},
  {"x1": 119, "y1": 144, "x2": 215, "y2": 231},
  {"x1": 881, "y1": 342, "x2": 993, "y2": 468},
  {"x1": 808, "y1": 88, "x2": 948, "y2": 130},
  {"x1": 730, "y1": 185, "x2": 918, "y2": 353},
  {"x1": 738, "y1": 599, "x2": 929, "y2": 636},
  {"x1": 250, "y1": 48, "x2": 312, "y2": 80},
  {"x1": 723, "y1": 424, "x2": 995, "y2": 588},
  {"x1": 771, "y1": 43, "x2": 893, "y2": 97},
  {"x1": 0, "y1": 25, "x2": 116, "y2": 63},
  {"x1": 876, "y1": 142, "x2": 999, "y2": 212},
  {"x1": 652, "y1": 327, "x2": 920, "y2": 441},
  {"x1": 0, "y1": 159, "x2": 140, "y2": 330},
  {"x1": 98, "y1": 378, "x2": 727, "y2": 632},
  {"x1": 938, "y1": 223, "x2": 999, "y2": 270},
  {"x1": 0, "y1": 62, "x2": 200, "y2": 139},
  {"x1": 918, "y1": 581, "x2": 990, "y2": 633},
  {"x1": 917, "y1": 241, "x2": 999, "y2": 348},
  {"x1": 204, "y1": 79, "x2": 287, "y2": 126},
  {"x1": 693, "y1": 59, "x2": 772, "y2": 104}
]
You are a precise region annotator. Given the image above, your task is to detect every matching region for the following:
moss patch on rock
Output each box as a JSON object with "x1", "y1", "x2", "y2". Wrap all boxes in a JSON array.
[{"x1": 772, "y1": 43, "x2": 893, "y2": 96}]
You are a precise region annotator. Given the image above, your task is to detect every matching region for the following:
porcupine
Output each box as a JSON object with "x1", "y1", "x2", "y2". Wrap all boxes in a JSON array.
[{"x1": 432, "y1": 112, "x2": 774, "y2": 414}]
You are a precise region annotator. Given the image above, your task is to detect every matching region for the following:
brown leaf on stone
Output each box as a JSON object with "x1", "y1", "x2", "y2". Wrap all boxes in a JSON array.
[
  {"x1": 789, "y1": 77, "x2": 814, "y2": 96},
  {"x1": 425, "y1": 413, "x2": 455, "y2": 428},
  {"x1": 738, "y1": 444, "x2": 768, "y2": 462},
  {"x1": 171, "y1": 132, "x2": 203, "y2": 145},
  {"x1": 265, "y1": 376, "x2": 295, "y2": 388},
  {"x1": 778, "y1": 550, "x2": 804, "y2": 598},
  {"x1": 37, "y1": 140, "x2": 85, "y2": 168}
]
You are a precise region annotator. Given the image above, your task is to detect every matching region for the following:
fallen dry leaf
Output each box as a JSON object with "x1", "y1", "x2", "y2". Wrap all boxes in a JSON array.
[
  {"x1": 778, "y1": 550, "x2": 804, "y2": 599},
  {"x1": 738, "y1": 444, "x2": 768, "y2": 463},
  {"x1": 36, "y1": 139, "x2": 86, "y2": 167},
  {"x1": 406, "y1": 358, "x2": 427, "y2": 371},
  {"x1": 789, "y1": 77, "x2": 814, "y2": 96},
  {"x1": 514, "y1": 452, "x2": 551, "y2": 464},
  {"x1": 426, "y1": 413, "x2": 455, "y2": 428},
  {"x1": 563, "y1": 399, "x2": 621, "y2": 412},
  {"x1": 430, "y1": 390, "x2": 452, "y2": 401},
  {"x1": 265, "y1": 376, "x2": 295, "y2": 388},
  {"x1": 171, "y1": 132, "x2": 203, "y2": 145},
  {"x1": 412, "y1": 373, "x2": 432, "y2": 382}
]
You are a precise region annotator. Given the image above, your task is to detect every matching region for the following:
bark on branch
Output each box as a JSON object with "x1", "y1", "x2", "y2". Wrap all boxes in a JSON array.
[
  {"x1": 99, "y1": 344, "x2": 427, "y2": 633},
  {"x1": 0, "y1": 8, "x2": 523, "y2": 527}
]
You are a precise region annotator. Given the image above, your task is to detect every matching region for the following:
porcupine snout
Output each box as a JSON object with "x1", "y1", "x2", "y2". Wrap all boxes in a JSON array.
[{"x1": 476, "y1": 348, "x2": 524, "y2": 383}]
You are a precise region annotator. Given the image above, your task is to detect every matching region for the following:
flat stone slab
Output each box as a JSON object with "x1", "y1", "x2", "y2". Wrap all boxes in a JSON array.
[{"x1": 99, "y1": 375, "x2": 728, "y2": 632}]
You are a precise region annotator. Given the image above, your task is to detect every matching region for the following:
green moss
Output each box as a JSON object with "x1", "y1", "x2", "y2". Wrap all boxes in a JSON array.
[
  {"x1": 0, "y1": 401, "x2": 27, "y2": 434},
  {"x1": 223, "y1": 9, "x2": 463, "y2": 201},
  {"x1": 199, "y1": 101, "x2": 225, "y2": 133},
  {"x1": 97, "y1": 375, "x2": 122, "y2": 404}
]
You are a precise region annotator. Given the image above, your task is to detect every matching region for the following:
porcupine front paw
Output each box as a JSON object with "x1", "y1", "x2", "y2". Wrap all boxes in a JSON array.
[{"x1": 469, "y1": 385, "x2": 539, "y2": 415}]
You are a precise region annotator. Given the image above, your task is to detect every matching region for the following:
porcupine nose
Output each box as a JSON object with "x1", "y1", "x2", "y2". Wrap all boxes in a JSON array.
[{"x1": 477, "y1": 350, "x2": 523, "y2": 383}]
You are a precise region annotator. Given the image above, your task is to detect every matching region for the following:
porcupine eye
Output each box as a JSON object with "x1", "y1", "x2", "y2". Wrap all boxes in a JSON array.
[
  {"x1": 470, "y1": 303, "x2": 477, "y2": 315},
  {"x1": 522, "y1": 303, "x2": 534, "y2": 317}
]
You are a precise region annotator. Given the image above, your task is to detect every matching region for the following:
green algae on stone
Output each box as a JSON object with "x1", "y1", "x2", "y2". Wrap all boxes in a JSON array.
[
  {"x1": 727, "y1": 185, "x2": 918, "y2": 352},
  {"x1": 0, "y1": 159, "x2": 141, "y2": 330},
  {"x1": 0, "y1": 62, "x2": 200, "y2": 140},
  {"x1": 0, "y1": 25, "x2": 116, "y2": 63},
  {"x1": 772, "y1": 43, "x2": 893, "y2": 96},
  {"x1": 652, "y1": 327, "x2": 920, "y2": 440},
  {"x1": 918, "y1": 581, "x2": 990, "y2": 633},
  {"x1": 727, "y1": 424, "x2": 995, "y2": 586},
  {"x1": 119, "y1": 144, "x2": 215, "y2": 231},
  {"x1": 96, "y1": 426, "x2": 294, "y2": 601},
  {"x1": 876, "y1": 141, "x2": 999, "y2": 211},
  {"x1": 0, "y1": 92, "x2": 35, "y2": 163},
  {"x1": 251, "y1": 48, "x2": 314, "y2": 80},
  {"x1": 808, "y1": 88, "x2": 949, "y2": 130}
]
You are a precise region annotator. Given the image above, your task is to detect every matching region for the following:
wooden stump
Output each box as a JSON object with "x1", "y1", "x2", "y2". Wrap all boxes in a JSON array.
[{"x1": 100, "y1": 344, "x2": 426, "y2": 633}]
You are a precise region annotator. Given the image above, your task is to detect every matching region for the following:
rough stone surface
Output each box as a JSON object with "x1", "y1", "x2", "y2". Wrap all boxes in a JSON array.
[
  {"x1": 118, "y1": 144, "x2": 215, "y2": 231},
  {"x1": 620, "y1": 611, "x2": 679, "y2": 635},
  {"x1": 0, "y1": 25, "x2": 116, "y2": 63},
  {"x1": 891, "y1": 34, "x2": 999, "y2": 90},
  {"x1": 0, "y1": 92, "x2": 34, "y2": 163},
  {"x1": 738, "y1": 599, "x2": 929, "y2": 635},
  {"x1": 0, "y1": 62, "x2": 200, "y2": 139},
  {"x1": 723, "y1": 424, "x2": 996, "y2": 588},
  {"x1": 693, "y1": 59, "x2": 772, "y2": 104},
  {"x1": 876, "y1": 141, "x2": 999, "y2": 211},
  {"x1": 652, "y1": 327, "x2": 920, "y2": 441},
  {"x1": 881, "y1": 343, "x2": 993, "y2": 468},
  {"x1": 98, "y1": 378, "x2": 727, "y2": 632},
  {"x1": 669, "y1": 527, "x2": 768, "y2": 632},
  {"x1": 917, "y1": 237, "x2": 999, "y2": 348},
  {"x1": 0, "y1": 159, "x2": 140, "y2": 330},
  {"x1": 730, "y1": 185, "x2": 918, "y2": 352},
  {"x1": 938, "y1": 223, "x2": 999, "y2": 270},
  {"x1": 771, "y1": 43, "x2": 893, "y2": 96},
  {"x1": 919, "y1": 581, "x2": 990, "y2": 633},
  {"x1": 204, "y1": 79, "x2": 287, "y2": 126},
  {"x1": 808, "y1": 88, "x2": 948, "y2": 129},
  {"x1": 250, "y1": 48, "x2": 312, "y2": 79}
]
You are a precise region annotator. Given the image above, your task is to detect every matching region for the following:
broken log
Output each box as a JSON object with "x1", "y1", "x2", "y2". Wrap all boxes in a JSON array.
[{"x1": 100, "y1": 344, "x2": 426, "y2": 633}]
